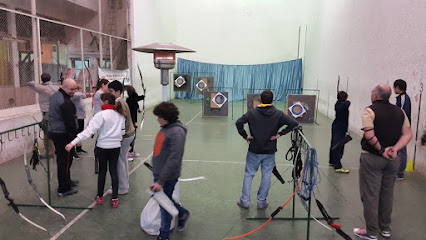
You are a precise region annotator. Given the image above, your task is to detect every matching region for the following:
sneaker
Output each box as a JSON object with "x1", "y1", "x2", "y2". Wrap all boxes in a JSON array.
[
  {"x1": 157, "y1": 237, "x2": 169, "y2": 240},
  {"x1": 335, "y1": 168, "x2": 350, "y2": 173},
  {"x1": 381, "y1": 230, "x2": 391, "y2": 238},
  {"x1": 73, "y1": 152, "x2": 80, "y2": 159},
  {"x1": 58, "y1": 188, "x2": 78, "y2": 196},
  {"x1": 396, "y1": 176, "x2": 404, "y2": 180},
  {"x1": 77, "y1": 149, "x2": 88, "y2": 154},
  {"x1": 236, "y1": 199, "x2": 249, "y2": 209},
  {"x1": 111, "y1": 199, "x2": 119, "y2": 208},
  {"x1": 128, "y1": 152, "x2": 140, "y2": 157},
  {"x1": 71, "y1": 180, "x2": 79, "y2": 187},
  {"x1": 95, "y1": 196, "x2": 103, "y2": 205},
  {"x1": 329, "y1": 163, "x2": 334, "y2": 167},
  {"x1": 177, "y1": 210, "x2": 191, "y2": 231},
  {"x1": 257, "y1": 202, "x2": 269, "y2": 209},
  {"x1": 353, "y1": 228, "x2": 378, "y2": 240},
  {"x1": 127, "y1": 156, "x2": 134, "y2": 162}
]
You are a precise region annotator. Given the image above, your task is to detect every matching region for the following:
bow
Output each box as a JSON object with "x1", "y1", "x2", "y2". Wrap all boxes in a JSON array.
[
  {"x1": 24, "y1": 142, "x2": 66, "y2": 220},
  {"x1": 0, "y1": 177, "x2": 49, "y2": 233},
  {"x1": 137, "y1": 63, "x2": 147, "y2": 132}
]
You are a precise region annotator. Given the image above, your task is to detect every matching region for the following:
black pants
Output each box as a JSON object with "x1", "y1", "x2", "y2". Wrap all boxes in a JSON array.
[
  {"x1": 95, "y1": 147, "x2": 120, "y2": 199},
  {"x1": 76, "y1": 119, "x2": 84, "y2": 151},
  {"x1": 50, "y1": 132, "x2": 74, "y2": 193}
]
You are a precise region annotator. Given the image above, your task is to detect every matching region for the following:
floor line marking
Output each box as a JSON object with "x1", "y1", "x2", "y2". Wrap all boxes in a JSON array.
[{"x1": 50, "y1": 109, "x2": 202, "y2": 239}]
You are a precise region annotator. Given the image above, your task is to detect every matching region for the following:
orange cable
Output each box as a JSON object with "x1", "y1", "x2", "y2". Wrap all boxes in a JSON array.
[{"x1": 222, "y1": 152, "x2": 308, "y2": 240}]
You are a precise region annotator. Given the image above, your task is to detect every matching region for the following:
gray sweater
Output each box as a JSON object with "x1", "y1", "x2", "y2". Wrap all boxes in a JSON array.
[
  {"x1": 71, "y1": 92, "x2": 87, "y2": 119},
  {"x1": 152, "y1": 121, "x2": 187, "y2": 186},
  {"x1": 26, "y1": 81, "x2": 58, "y2": 112}
]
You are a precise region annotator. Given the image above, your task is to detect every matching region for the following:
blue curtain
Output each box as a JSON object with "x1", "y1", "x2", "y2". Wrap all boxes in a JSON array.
[{"x1": 175, "y1": 58, "x2": 302, "y2": 101}]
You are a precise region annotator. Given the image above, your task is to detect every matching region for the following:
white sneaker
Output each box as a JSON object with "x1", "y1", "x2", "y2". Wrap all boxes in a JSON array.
[
  {"x1": 381, "y1": 230, "x2": 391, "y2": 238},
  {"x1": 353, "y1": 228, "x2": 377, "y2": 240},
  {"x1": 128, "y1": 152, "x2": 140, "y2": 158},
  {"x1": 127, "y1": 157, "x2": 134, "y2": 162}
]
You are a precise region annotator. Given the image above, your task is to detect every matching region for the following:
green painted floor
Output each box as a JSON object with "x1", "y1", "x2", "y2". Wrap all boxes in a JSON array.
[{"x1": 1, "y1": 99, "x2": 425, "y2": 240}]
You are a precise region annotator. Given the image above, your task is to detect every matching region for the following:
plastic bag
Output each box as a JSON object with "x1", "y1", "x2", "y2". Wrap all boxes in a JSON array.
[{"x1": 140, "y1": 182, "x2": 180, "y2": 235}]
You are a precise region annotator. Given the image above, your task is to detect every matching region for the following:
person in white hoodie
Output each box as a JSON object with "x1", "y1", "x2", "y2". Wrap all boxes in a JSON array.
[{"x1": 65, "y1": 92, "x2": 125, "y2": 208}]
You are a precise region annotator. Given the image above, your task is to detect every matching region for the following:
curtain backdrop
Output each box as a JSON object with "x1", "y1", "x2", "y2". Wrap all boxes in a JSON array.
[{"x1": 175, "y1": 58, "x2": 302, "y2": 101}]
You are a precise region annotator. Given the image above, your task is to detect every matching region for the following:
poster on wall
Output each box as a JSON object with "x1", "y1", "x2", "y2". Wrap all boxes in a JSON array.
[
  {"x1": 195, "y1": 77, "x2": 214, "y2": 95},
  {"x1": 173, "y1": 74, "x2": 191, "y2": 92},
  {"x1": 203, "y1": 91, "x2": 228, "y2": 117},
  {"x1": 247, "y1": 93, "x2": 261, "y2": 111},
  {"x1": 98, "y1": 67, "x2": 131, "y2": 86},
  {"x1": 286, "y1": 94, "x2": 316, "y2": 123}
]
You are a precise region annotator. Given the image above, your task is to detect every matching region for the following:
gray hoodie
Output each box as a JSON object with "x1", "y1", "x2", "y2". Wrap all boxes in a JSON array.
[{"x1": 152, "y1": 121, "x2": 187, "y2": 186}]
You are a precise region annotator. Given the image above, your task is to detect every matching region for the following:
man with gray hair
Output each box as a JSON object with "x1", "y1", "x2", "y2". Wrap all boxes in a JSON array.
[
  {"x1": 353, "y1": 84, "x2": 412, "y2": 240},
  {"x1": 49, "y1": 78, "x2": 79, "y2": 196}
]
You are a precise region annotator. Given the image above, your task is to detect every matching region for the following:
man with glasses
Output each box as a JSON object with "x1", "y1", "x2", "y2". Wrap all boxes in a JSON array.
[{"x1": 49, "y1": 78, "x2": 79, "y2": 196}]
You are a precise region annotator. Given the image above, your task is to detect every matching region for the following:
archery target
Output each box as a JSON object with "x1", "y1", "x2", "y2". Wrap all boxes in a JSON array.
[
  {"x1": 288, "y1": 101, "x2": 306, "y2": 118},
  {"x1": 173, "y1": 74, "x2": 191, "y2": 92},
  {"x1": 174, "y1": 76, "x2": 186, "y2": 88},
  {"x1": 211, "y1": 92, "x2": 227, "y2": 108},
  {"x1": 196, "y1": 79, "x2": 207, "y2": 92}
]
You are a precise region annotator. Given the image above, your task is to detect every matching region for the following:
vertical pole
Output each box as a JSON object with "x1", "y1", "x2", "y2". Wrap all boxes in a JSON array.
[
  {"x1": 109, "y1": 36, "x2": 113, "y2": 69},
  {"x1": 31, "y1": 0, "x2": 39, "y2": 83},
  {"x1": 297, "y1": 26, "x2": 301, "y2": 59},
  {"x1": 413, "y1": 83, "x2": 423, "y2": 169},
  {"x1": 98, "y1": 0, "x2": 103, "y2": 68},
  {"x1": 80, "y1": 29, "x2": 85, "y2": 93},
  {"x1": 306, "y1": 148, "x2": 314, "y2": 240}
]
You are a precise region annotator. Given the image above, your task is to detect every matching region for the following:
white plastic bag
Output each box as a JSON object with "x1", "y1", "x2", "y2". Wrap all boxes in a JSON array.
[{"x1": 140, "y1": 182, "x2": 180, "y2": 235}]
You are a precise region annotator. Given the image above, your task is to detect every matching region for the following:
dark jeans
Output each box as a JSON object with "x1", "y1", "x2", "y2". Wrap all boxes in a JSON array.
[
  {"x1": 95, "y1": 147, "x2": 120, "y2": 199},
  {"x1": 156, "y1": 179, "x2": 188, "y2": 239},
  {"x1": 76, "y1": 119, "x2": 84, "y2": 151},
  {"x1": 329, "y1": 125, "x2": 346, "y2": 169},
  {"x1": 397, "y1": 147, "x2": 407, "y2": 177},
  {"x1": 129, "y1": 128, "x2": 136, "y2": 152},
  {"x1": 49, "y1": 132, "x2": 74, "y2": 193}
]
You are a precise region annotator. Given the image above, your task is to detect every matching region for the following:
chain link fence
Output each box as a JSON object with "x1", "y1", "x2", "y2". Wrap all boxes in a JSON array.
[{"x1": 0, "y1": 0, "x2": 130, "y2": 111}]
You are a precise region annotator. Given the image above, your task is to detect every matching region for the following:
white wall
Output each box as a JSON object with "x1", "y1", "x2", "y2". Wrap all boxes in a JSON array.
[
  {"x1": 133, "y1": 0, "x2": 426, "y2": 175},
  {"x1": 302, "y1": 0, "x2": 426, "y2": 174}
]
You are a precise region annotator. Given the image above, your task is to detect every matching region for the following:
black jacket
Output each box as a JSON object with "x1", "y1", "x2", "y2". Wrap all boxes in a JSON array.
[
  {"x1": 126, "y1": 94, "x2": 144, "y2": 124},
  {"x1": 236, "y1": 105, "x2": 299, "y2": 154}
]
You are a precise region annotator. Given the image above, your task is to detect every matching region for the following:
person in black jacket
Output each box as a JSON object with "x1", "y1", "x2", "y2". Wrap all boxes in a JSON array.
[
  {"x1": 126, "y1": 86, "x2": 144, "y2": 159},
  {"x1": 235, "y1": 90, "x2": 298, "y2": 209},
  {"x1": 393, "y1": 79, "x2": 411, "y2": 180},
  {"x1": 48, "y1": 78, "x2": 79, "y2": 196},
  {"x1": 329, "y1": 91, "x2": 351, "y2": 173}
]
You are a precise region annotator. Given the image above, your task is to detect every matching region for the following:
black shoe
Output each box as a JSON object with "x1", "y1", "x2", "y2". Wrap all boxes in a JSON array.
[
  {"x1": 71, "y1": 180, "x2": 79, "y2": 187},
  {"x1": 58, "y1": 188, "x2": 78, "y2": 196},
  {"x1": 77, "y1": 149, "x2": 88, "y2": 154},
  {"x1": 73, "y1": 152, "x2": 80, "y2": 158},
  {"x1": 177, "y1": 210, "x2": 191, "y2": 231}
]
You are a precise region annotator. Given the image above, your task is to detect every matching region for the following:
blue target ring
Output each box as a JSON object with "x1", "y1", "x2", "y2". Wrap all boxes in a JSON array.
[{"x1": 291, "y1": 105, "x2": 303, "y2": 114}]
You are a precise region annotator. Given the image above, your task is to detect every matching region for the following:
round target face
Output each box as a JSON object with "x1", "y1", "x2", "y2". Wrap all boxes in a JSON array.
[
  {"x1": 196, "y1": 80, "x2": 207, "y2": 91},
  {"x1": 174, "y1": 76, "x2": 186, "y2": 88},
  {"x1": 214, "y1": 95, "x2": 224, "y2": 104},
  {"x1": 288, "y1": 101, "x2": 306, "y2": 118},
  {"x1": 291, "y1": 105, "x2": 303, "y2": 114}
]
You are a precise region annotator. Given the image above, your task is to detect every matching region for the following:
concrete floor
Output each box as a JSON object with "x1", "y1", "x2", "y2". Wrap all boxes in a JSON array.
[{"x1": 0, "y1": 99, "x2": 425, "y2": 240}]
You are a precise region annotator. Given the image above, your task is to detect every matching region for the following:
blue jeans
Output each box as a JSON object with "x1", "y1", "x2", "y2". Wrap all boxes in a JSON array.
[
  {"x1": 239, "y1": 151, "x2": 275, "y2": 208},
  {"x1": 397, "y1": 147, "x2": 407, "y2": 177},
  {"x1": 156, "y1": 179, "x2": 188, "y2": 239}
]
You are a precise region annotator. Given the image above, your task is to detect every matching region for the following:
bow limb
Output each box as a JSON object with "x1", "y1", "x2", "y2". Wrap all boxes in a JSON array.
[
  {"x1": 137, "y1": 63, "x2": 147, "y2": 132},
  {"x1": 24, "y1": 143, "x2": 66, "y2": 220},
  {"x1": 0, "y1": 177, "x2": 49, "y2": 233}
]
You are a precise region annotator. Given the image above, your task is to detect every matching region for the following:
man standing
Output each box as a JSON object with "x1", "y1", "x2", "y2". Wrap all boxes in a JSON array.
[
  {"x1": 393, "y1": 79, "x2": 411, "y2": 180},
  {"x1": 48, "y1": 78, "x2": 79, "y2": 196},
  {"x1": 150, "y1": 102, "x2": 190, "y2": 240},
  {"x1": 235, "y1": 90, "x2": 298, "y2": 209},
  {"x1": 354, "y1": 84, "x2": 412, "y2": 240},
  {"x1": 26, "y1": 73, "x2": 58, "y2": 120},
  {"x1": 108, "y1": 80, "x2": 135, "y2": 194}
]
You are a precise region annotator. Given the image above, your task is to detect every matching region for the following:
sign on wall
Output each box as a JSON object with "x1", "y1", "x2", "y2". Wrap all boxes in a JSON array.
[{"x1": 98, "y1": 67, "x2": 131, "y2": 86}]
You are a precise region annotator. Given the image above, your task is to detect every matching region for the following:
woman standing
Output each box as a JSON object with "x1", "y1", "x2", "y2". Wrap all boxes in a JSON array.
[{"x1": 66, "y1": 92, "x2": 125, "y2": 207}]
